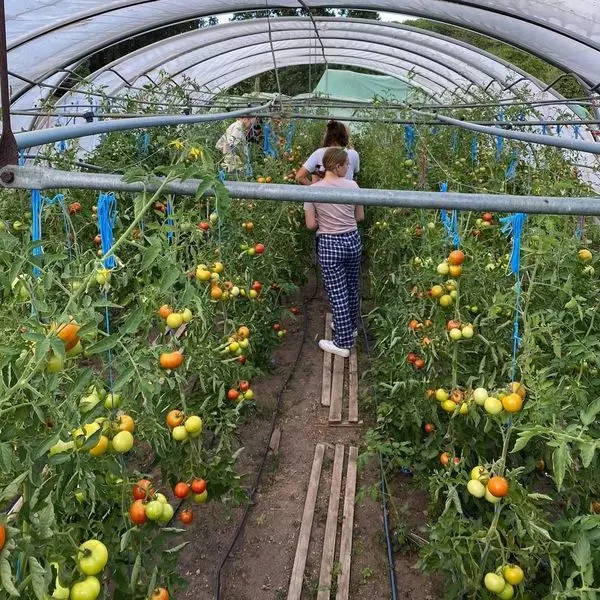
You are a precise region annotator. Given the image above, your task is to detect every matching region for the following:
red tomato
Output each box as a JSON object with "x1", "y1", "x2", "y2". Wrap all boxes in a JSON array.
[
  {"x1": 424, "y1": 423, "x2": 435, "y2": 433},
  {"x1": 180, "y1": 509, "x2": 194, "y2": 525},
  {"x1": 227, "y1": 389, "x2": 240, "y2": 401},
  {"x1": 129, "y1": 500, "x2": 148, "y2": 525},
  {"x1": 133, "y1": 479, "x2": 153, "y2": 500},
  {"x1": 414, "y1": 358, "x2": 425, "y2": 369},
  {"x1": 407, "y1": 353, "x2": 417, "y2": 364},
  {"x1": 191, "y1": 479, "x2": 207, "y2": 494},
  {"x1": 174, "y1": 482, "x2": 190, "y2": 499},
  {"x1": 254, "y1": 243, "x2": 265, "y2": 254},
  {"x1": 239, "y1": 380, "x2": 250, "y2": 393}
]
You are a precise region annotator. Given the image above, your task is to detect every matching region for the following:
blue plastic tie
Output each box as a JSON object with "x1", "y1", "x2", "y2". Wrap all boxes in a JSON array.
[
  {"x1": 499, "y1": 212, "x2": 527, "y2": 381},
  {"x1": 166, "y1": 198, "x2": 174, "y2": 243},
  {"x1": 31, "y1": 191, "x2": 65, "y2": 277},
  {"x1": 136, "y1": 131, "x2": 150, "y2": 155},
  {"x1": 505, "y1": 152, "x2": 519, "y2": 181},
  {"x1": 574, "y1": 124, "x2": 582, "y2": 139},
  {"x1": 451, "y1": 130, "x2": 458, "y2": 152},
  {"x1": 284, "y1": 121, "x2": 295, "y2": 153},
  {"x1": 495, "y1": 110, "x2": 504, "y2": 161},
  {"x1": 404, "y1": 125, "x2": 416, "y2": 158},
  {"x1": 470, "y1": 136, "x2": 479, "y2": 163},
  {"x1": 18, "y1": 151, "x2": 25, "y2": 166},
  {"x1": 218, "y1": 169, "x2": 226, "y2": 182},
  {"x1": 97, "y1": 192, "x2": 117, "y2": 269}
]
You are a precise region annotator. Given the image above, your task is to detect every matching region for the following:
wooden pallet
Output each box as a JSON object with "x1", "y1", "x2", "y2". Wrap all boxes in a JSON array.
[
  {"x1": 320, "y1": 314, "x2": 359, "y2": 424},
  {"x1": 287, "y1": 444, "x2": 359, "y2": 600}
]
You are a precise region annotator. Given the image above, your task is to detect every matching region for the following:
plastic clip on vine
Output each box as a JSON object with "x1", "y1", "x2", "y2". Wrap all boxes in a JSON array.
[{"x1": 97, "y1": 192, "x2": 117, "y2": 269}]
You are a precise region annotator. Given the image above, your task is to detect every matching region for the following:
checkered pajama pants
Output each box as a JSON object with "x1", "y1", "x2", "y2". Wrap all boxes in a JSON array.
[{"x1": 317, "y1": 230, "x2": 362, "y2": 349}]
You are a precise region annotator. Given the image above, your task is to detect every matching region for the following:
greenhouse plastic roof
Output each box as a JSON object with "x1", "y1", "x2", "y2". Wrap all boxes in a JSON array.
[{"x1": 6, "y1": 0, "x2": 600, "y2": 105}]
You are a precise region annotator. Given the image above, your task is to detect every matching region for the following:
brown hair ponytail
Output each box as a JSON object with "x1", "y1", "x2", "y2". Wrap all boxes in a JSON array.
[{"x1": 322, "y1": 120, "x2": 349, "y2": 148}]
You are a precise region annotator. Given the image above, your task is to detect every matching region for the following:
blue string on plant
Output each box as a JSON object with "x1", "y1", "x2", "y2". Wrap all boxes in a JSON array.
[
  {"x1": 404, "y1": 125, "x2": 416, "y2": 158},
  {"x1": 31, "y1": 191, "x2": 66, "y2": 277},
  {"x1": 439, "y1": 182, "x2": 460, "y2": 249},
  {"x1": 166, "y1": 198, "x2": 174, "y2": 244},
  {"x1": 470, "y1": 136, "x2": 479, "y2": 163},
  {"x1": 495, "y1": 110, "x2": 504, "y2": 161},
  {"x1": 136, "y1": 131, "x2": 150, "y2": 156},
  {"x1": 97, "y1": 192, "x2": 117, "y2": 269},
  {"x1": 284, "y1": 121, "x2": 295, "y2": 153},
  {"x1": 499, "y1": 212, "x2": 527, "y2": 382},
  {"x1": 575, "y1": 215, "x2": 585, "y2": 240},
  {"x1": 263, "y1": 122, "x2": 273, "y2": 156},
  {"x1": 451, "y1": 130, "x2": 458, "y2": 152},
  {"x1": 18, "y1": 151, "x2": 25, "y2": 166},
  {"x1": 574, "y1": 124, "x2": 582, "y2": 139},
  {"x1": 505, "y1": 152, "x2": 519, "y2": 181},
  {"x1": 218, "y1": 169, "x2": 226, "y2": 182}
]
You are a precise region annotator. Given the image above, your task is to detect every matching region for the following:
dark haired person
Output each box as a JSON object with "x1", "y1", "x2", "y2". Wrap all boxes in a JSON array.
[
  {"x1": 304, "y1": 148, "x2": 364, "y2": 357},
  {"x1": 295, "y1": 120, "x2": 360, "y2": 185}
]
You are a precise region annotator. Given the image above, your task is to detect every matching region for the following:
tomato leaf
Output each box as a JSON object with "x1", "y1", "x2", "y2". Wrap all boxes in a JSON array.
[
  {"x1": 571, "y1": 534, "x2": 591, "y2": 571},
  {"x1": 79, "y1": 429, "x2": 102, "y2": 452},
  {"x1": 579, "y1": 441, "x2": 597, "y2": 469},
  {"x1": 159, "y1": 268, "x2": 181, "y2": 293},
  {"x1": 0, "y1": 556, "x2": 19, "y2": 597},
  {"x1": 140, "y1": 242, "x2": 161, "y2": 271},
  {"x1": 120, "y1": 528, "x2": 133, "y2": 553},
  {"x1": 85, "y1": 335, "x2": 120, "y2": 356},
  {"x1": 580, "y1": 398, "x2": 600, "y2": 426},
  {"x1": 163, "y1": 541, "x2": 190, "y2": 554},
  {"x1": 0, "y1": 471, "x2": 27, "y2": 503},
  {"x1": 511, "y1": 430, "x2": 539, "y2": 453},
  {"x1": 130, "y1": 554, "x2": 141, "y2": 591},
  {"x1": 29, "y1": 556, "x2": 49, "y2": 600},
  {"x1": 33, "y1": 432, "x2": 60, "y2": 460},
  {"x1": 146, "y1": 566, "x2": 158, "y2": 598},
  {"x1": 119, "y1": 308, "x2": 145, "y2": 336},
  {"x1": 552, "y1": 442, "x2": 570, "y2": 491}
]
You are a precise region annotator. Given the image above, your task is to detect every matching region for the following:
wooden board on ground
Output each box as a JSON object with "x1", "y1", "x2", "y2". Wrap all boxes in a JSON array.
[
  {"x1": 328, "y1": 354, "x2": 344, "y2": 423},
  {"x1": 336, "y1": 446, "x2": 359, "y2": 600},
  {"x1": 269, "y1": 428, "x2": 281, "y2": 455},
  {"x1": 287, "y1": 443, "x2": 325, "y2": 600},
  {"x1": 317, "y1": 444, "x2": 345, "y2": 600},
  {"x1": 348, "y1": 348, "x2": 359, "y2": 423},
  {"x1": 321, "y1": 313, "x2": 333, "y2": 406}
]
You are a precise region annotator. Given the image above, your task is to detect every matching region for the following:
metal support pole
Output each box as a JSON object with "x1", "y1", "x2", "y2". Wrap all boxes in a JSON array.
[
  {"x1": 0, "y1": 0, "x2": 17, "y2": 174},
  {"x1": 14, "y1": 102, "x2": 274, "y2": 150},
  {"x1": 3, "y1": 166, "x2": 600, "y2": 216}
]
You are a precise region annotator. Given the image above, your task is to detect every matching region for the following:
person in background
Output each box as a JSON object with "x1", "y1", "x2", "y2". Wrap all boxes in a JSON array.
[
  {"x1": 304, "y1": 147, "x2": 364, "y2": 358},
  {"x1": 215, "y1": 115, "x2": 254, "y2": 172},
  {"x1": 296, "y1": 120, "x2": 360, "y2": 185}
]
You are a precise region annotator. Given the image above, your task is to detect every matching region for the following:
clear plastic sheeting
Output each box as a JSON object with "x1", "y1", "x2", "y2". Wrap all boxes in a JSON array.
[{"x1": 5, "y1": 0, "x2": 600, "y2": 105}]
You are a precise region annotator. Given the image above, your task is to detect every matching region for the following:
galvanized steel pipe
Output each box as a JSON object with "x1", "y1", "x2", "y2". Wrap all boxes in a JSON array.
[{"x1": 3, "y1": 166, "x2": 600, "y2": 216}]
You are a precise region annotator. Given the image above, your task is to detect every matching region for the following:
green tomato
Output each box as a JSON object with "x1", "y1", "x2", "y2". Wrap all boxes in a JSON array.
[
  {"x1": 184, "y1": 416, "x2": 203, "y2": 435},
  {"x1": 467, "y1": 479, "x2": 486, "y2": 498},
  {"x1": 192, "y1": 490, "x2": 208, "y2": 504},
  {"x1": 503, "y1": 565, "x2": 524, "y2": 586},
  {"x1": 66, "y1": 341, "x2": 83, "y2": 358},
  {"x1": 70, "y1": 576, "x2": 101, "y2": 600},
  {"x1": 484, "y1": 573, "x2": 505, "y2": 593},
  {"x1": 473, "y1": 388, "x2": 488, "y2": 406},
  {"x1": 103, "y1": 393, "x2": 121, "y2": 409},
  {"x1": 449, "y1": 328, "x2": 462, "y2": 341},
  {"x1": 485, "y1": 488, "x2": 502, "y2": 504},
  {"x1": 155, "y1": 493, "x2": 168, "y2": 504},
  {"x1": 461, "y1": 326, "x2": 474, "y2": 339},
  {"x1": 78, "y1": 540, "x2": 108, "y2": 575},
  {"x1": 172, "y1": 425, "x2": 189, "y2": 441},
  {"x1": 158, "y1": 503, "x2": 174, "y2": 524},
  {"x1": 145, "y1": 500, "x2": 164, "y2": 521},
  {"x1": 484, "y1": 396, "x2": 503, "y2": 415},
  {"x1": 497, "y1": 583, "x2": 515, "y2": 599},
  {"x1": 111, "y1": 430, "x2": 134, "y2": 453},
  {"x1": 46, "y1": 351, "x2": 64, "y2": 373}
]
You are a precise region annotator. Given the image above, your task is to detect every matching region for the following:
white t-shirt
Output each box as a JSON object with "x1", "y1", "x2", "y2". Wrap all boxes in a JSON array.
[
  {"x1": 304, "y1": 178, "x2": 360, "y2": 235},
  {"x1": 303, "y1": 147, "x2": 360, "y2": 180}
]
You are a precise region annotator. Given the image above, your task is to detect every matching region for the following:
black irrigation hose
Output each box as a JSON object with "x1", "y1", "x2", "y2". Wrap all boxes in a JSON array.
[
  {"x1": 357, "y1": 266, "x2": 399, "y2": 600},
  {"x1": 214, "y1": 275, "x2": 318, "y2": 599}
]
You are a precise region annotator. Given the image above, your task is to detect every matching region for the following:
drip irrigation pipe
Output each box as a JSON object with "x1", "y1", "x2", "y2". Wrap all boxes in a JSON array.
[{"x1": 214, "y1": 275, "x2": 317, "y2": 599}]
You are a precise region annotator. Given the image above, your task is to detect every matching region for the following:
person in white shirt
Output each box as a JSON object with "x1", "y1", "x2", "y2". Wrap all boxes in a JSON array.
[
  {"x1": 215, "y1": 116, "x2": 254, "y2": 173},
  {"x1": 296, "y1": 120, "x2": 360, "y2": 185}
]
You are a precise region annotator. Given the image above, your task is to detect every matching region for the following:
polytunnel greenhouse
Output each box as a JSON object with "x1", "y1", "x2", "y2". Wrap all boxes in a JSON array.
[{"x1": 1, "y1": 2, "x2": 600, "y2": 599}]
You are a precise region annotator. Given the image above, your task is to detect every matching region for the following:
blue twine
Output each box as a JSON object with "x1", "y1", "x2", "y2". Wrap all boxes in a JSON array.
[
  {"x1": 31, "y1": 191, "x2": 66, "y2": 277},
  {"x1": 575, "y1": 215, "x2": 585, "y2": 240},
  {"x1": 470, "y1": 136, "x2": 479, "y2": 163},
  {"x1": 136, "y1": 131, "x2": 150, "y2": 155},
  {"x1": 284, "y1": 121, "x2": 295, "y2": 153},
  {"x1": 263, "y1": 123, "x2": 273, "y2": 156},
  {"x1": 541, "y1": 124, "x2": 547, "y2": 136},
  {"x1": 517, "y1": 110, "x2": 526, "y2": 122},
  {"x1": 439, "y1": 183, "x2": 460, "y2": 248},
  {"x1": 574, "y1": 125, "x2": 582, "y2": 139},
  {"x1": 97, "y1": 192, "x2": 117, "y2": 269},
  {"x1": 556, "y1": 124, "x2": 562, "y2": 136},
  {"x1": 495, "y1": 110, "x2": 504, "y2": 161},
  {"x1": 505, "y1": 153, "x2": 519, "y2": 181},
  {"x1": 451, "y1": 130, "x2": 458, "y2": 152},
  {"x1": 404, "y1": 125, "x2": 416, "y2": 158},
  {"x1": 166, "y1": 198, "x2": 174, "y2": 243},
  {"x1": 18, "y1": 152, "x2": 25, "y2": 166},
  {"x1": 499, "y1": 212, "x2": 526, "y2": 381},
  {"x1": 218, "y1": 170, "x2": 226, "y2": 182}
]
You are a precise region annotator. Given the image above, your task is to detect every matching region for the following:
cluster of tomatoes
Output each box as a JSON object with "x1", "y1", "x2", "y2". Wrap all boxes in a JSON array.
[
  {"x1": 470, "y1": 383, "x2": 525, "y2": 415},
  {"x1": 467, "y1": 466, "x2": 510, "y2": 504},
  {"x1": 227, "y1": 380, "x2": 254, "y2": 403},
  {"x1": 173, "y1": 477, "x2": 209, "y2": 522},
  {"x1": 446, "y1": 319, "x2": 475, "y2": 342},
  {"x1": 198, "y1": 212, "x2": 219, "y2": 232},
  {"x1": 129, "y1": 479, "x2": 176, "y2": 527},
  {"x1": 218, "y1": 325, "x2": 252, "y2": 364},
  {"x1": 430, "y1": 387, "x2": 470, "y2": 416},
  {"x1": 484, "y1": 563, "x2": 524, "y2": 599},
  {"x1": 407, "y1": 351, "x2": 426, "y2": 370},
  {"x1": 45, "y1": 319, "x2": 82, "y2": 373},
  {"x1": 272, "y1": 322, "x2": 286, "y2": 339},
  {"x1": 408, "y1": 318, "x2": 433, "y2": 348},
  {"x1": 157, "y1": 304, "x2": 193, "y2": 371},
  {"x1": 471, "y1": 211, "x2": 494, "y2": 238},
  {"x1": 165, "y1": 409, "x2": 203, "y2": 443}
]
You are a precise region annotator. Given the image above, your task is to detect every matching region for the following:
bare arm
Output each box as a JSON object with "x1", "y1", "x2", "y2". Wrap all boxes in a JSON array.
[
  {"x1": 355, "y1": 205, "x2": 365, "y2": 223},
  {"x1": 295, "y1": 166, "x2": 314, "y2": 186},
  {"x1": 304, "y1": 204, "x2": 318, "y2": 231}
]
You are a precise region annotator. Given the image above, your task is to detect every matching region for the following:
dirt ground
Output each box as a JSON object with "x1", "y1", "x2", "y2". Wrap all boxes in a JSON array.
[{"x1": 177, "y1": 281, "x2": 444, "y2": 599}]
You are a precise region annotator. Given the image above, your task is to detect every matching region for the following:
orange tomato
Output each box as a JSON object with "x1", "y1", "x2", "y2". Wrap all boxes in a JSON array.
[
  {"x1": 487, "y1": 476, "x2": 509, "y2": 498},
  {"x1": 152, "y1": 589, "x2": 170, "y2": 600},
  {"x1": 502, "y1": 393, "x2": 523, "y2": 413},
  {"x1": 117, "y1": 414, "x2": 135, "y2": 434},
  {"x1": 509, "y1": 382, "x2": 526, "y2": 399},
  {"x1": 210, "y1": 286, "x2": 223, "y2": 301},
  {"x1": 180, "y1": 509, "x2": 194, "y2": 525},
  {"x1": 447, "y1": 320, "x2": 461, "y2": 331},
  {"x1": 448, "y1": 250, "x2": 465, "y2": 266},
  {"x1": 227, "y1": 389, "x2": 240, "y2": 401},
  {"x1": 237, "y1": 326, "x2": 250, "y2": 339},
  {"x1": 160, "y1": 351, "x2": 184, "y2": 369},
  {"x1": 0, "y1": 524, "x2": 5, "y2": 551},
  {"x1": 129, "y1": 500, "x2": 148, "y2": 525},
  {"x1": 133, "y1": 479, "x2": 153, "y2": 500},
  {"x1": 414, "y1": 358, "x2": 425, "y2": 369},
  {"x1": 166, "y1": 409, "x2": 185, "y2": 428},
  {"x1": 440, "y1": 452, "x2": 451, "y2": 466},
  {"x1": 448, "y1": 264, "x2": 463, "y2": 277},
  {"x1": 158, "y1": 304, "x2": 172, "y2": 319},
  {"x1": 56, "y1": 321, "x2": 80, "y2": 352},
  {"x1": 408, "y1": 319, "x2": 420, "y2": 330}
]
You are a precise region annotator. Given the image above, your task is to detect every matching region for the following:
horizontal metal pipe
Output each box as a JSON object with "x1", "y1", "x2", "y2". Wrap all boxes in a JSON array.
[
  {"x1": 14, "y1": 102, "x2": 273, "y2": 150},
  {"x1": 417, "y1": 111, "x2": 600, "y2": 154},
  {"x1": 3, "y1": 165, "x2": 600, "y2": 216},
  {"x1": 12, "y1": 109, "x2": 600, "y2": 129}
]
